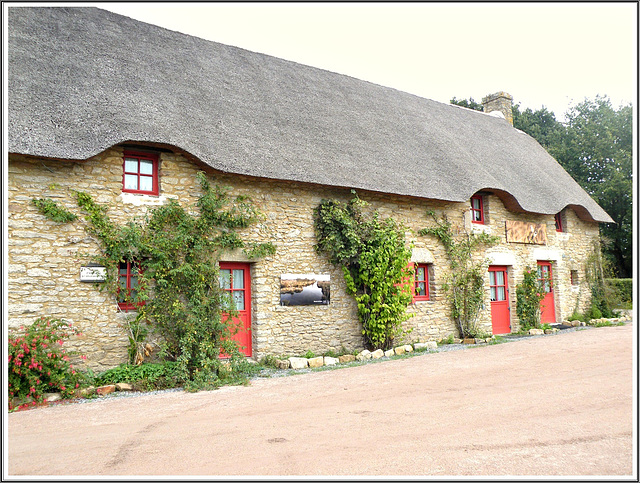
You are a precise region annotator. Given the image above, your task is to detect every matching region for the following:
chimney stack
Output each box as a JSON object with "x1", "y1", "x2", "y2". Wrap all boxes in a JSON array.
[{"x1": 482, "y1": 91, "x2": 513, "y2": 125}]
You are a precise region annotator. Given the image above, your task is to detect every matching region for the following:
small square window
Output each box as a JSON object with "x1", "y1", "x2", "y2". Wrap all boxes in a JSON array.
[
  {"x1": 471, "y1": 195, "x2": 484, "y2": 224},
  {"x1": 122, "y1": 151, "x2": 159, "y2": 195}
]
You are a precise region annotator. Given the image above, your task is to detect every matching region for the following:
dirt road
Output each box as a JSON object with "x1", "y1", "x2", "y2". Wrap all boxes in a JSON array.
[{"x1": 7, "y1": 323, "x2": 636, "y2": 478}]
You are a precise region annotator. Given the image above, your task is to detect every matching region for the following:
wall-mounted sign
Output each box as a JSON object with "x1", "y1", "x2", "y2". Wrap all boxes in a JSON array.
[
  {"x1": 280, "y1": 273, "x2": 330, "y2": 306},
  {"x1": 505, "y1": 220, "x2": 547, "y2": 245},
  {"x1": 80, "y1": 265, "x2": 107, "y2": 282}
]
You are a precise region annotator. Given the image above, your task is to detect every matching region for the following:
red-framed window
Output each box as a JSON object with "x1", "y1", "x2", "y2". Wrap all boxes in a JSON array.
[
  {"x1": 122, "y1": 151, "x2": 159, "y2": 195},
  {"x1": 118, "y1": 261, "x2": 144, "y2": 312},
  {"x1": 554, "y1": 213, "x2": 564, "y2": 232},
  {"x1": 470, "y1": 195, "x2": 484, "y2": 224},
  {"x1": 414, "y1": 263, "x2": 430, "y2": 301}
]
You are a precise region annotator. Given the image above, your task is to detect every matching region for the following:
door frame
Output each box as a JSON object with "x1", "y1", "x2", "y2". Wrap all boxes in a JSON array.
[
  {"x1": 536, "y1": 260, "x2": 557, "y2": 324},
  {"x1": 488, "y1": 265, "x2": 511, "y2": 334},
  {"x1": 219, "y1": 261, "x2": 252, "y2": 357}
]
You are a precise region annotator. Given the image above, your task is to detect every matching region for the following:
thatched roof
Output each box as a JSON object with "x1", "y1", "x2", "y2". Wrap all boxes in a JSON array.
[{"x1": 7, "y1": 7, "x2": 612, "y2": 223}]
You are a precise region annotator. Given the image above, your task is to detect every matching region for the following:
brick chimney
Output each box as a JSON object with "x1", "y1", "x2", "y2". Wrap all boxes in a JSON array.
[{"x1": 482, "y1": 91, "x2": 514, "y2": 125}]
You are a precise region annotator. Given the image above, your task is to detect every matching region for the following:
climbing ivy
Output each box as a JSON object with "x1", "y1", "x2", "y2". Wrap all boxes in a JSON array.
[
  {"x1": 314, "y1": 193, "x2": 414, "y2": 350},
  {"x1": 419, "y1": 211, "x2": 499, "y2": 338},
  {"x1": 35, "y1": 171, "x2": 275, "y2": 388},
  {"x1": 515, "y1": 266, "x2": 546, "y2": 330},
  {"x1": 31, "y1": 198, "x2": 78, "y2": 223}
]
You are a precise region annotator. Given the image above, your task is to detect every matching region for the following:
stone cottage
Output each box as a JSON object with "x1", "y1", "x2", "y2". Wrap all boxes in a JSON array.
[{"x1": 7, "y1": 7, "x2": 613, "y2": 369}]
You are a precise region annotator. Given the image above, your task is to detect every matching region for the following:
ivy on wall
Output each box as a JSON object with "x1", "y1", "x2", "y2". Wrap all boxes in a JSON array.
[
  {"x1": 314, "y1": 193, "x2": 414, "y2": 350},
  {"x1": 32, "y1": 171, "x2": 275, "y2": 389},
  {"x1": 31, "y1": 198, "x2": 78, "y2": 223},
  {"x1": 419, "y1": 211, "x2": 499, "y2": 338},
  {"x1": 515, "y1": 267, "x2": 546, "y2": 329}
]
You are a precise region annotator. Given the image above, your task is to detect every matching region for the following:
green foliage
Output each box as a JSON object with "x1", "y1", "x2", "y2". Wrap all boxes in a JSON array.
[
  {"x1": 587, "y1": 307, "x2": 603, "y2": 320},
  {"x1": 419, "y1": 211, "x2": 499, "y2": 338},
  {"x1": 31, "y1": 198, "x2": 78, "y2": 223},
  {"x1": 585, "y1": 244, "x2": 615, "y2": 319},
  {"x1": 588, "y1": 320, "x2": 625, "y2": 328},
  {"x1": 515, "y1": 267, "x2": 546, "y2": 330},
  {"x1": 567, "y1": 312, "x2": 586, "y2": 323},
  {"x1": 559, "y1": 97, "x2": 632, "y2": 278},
  {"x1": 512, "y1": 103, "x2": 564, "y2": 154},
  {"x1": 314, "y1": 193, "x2": 414, "y2": 350},
  {"x1": 258, "y1": 354, "x2": 279, "y2": 368},
  {"x1": 75, "y1": 171, "x2": 275, "y2": 388},
  {"x1": 604, "y1": 278, "x2": 632, "y2": 308},
  {"x1": 124, "y1": 314, "x2": 149, "y2": 365},
  {"x1": 438, "y1": 334, "x2": 455, "y2": 345},
  {"x1": 8, "y1": 317, "x2": 86, "y2": 409},
  {"x1": 302, "y1": 350, "x2": 317, "y2": 359},
  {"x1": 93, "y1": 361, "x2": 182, "y2": 391},
  {"x1": 450, "y1": 97, "x2": 484, "y2": 111}
]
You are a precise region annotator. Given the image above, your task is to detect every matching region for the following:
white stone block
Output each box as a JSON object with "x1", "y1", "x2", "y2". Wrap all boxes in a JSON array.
[
  {"x1": 324, "y1": 356, "x2": 339, "y2": 366},
  {"x1": 371, "y1": 349, "x2": 384, "y2": 359},
  {"x1": 356, "y1": 350, "x2": 372, "y2": 361},
  {"x1": 289, "y1": 357, "x2": 309, "y2": 369}
]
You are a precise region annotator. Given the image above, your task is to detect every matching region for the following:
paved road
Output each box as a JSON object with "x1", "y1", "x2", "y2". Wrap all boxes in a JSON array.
[{"x1": 7, "y1": 323, "x2": 635, "y2": 478}]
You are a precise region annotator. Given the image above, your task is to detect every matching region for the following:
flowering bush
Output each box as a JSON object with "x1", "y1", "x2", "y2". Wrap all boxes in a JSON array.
[
  {"x1": 8, "y1": 317, "x2": 86, "y2": 409},
  {"x1": 515, "y1": 267, "x2": 546, "y2": 330}
]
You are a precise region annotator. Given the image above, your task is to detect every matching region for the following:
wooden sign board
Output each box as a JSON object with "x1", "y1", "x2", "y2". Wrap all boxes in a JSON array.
[{"x1": 505, "y1": 220, "x2": 547, "y2": 245}]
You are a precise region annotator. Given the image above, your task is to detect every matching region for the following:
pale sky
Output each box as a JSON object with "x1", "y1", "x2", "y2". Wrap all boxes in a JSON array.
[{"x1": 99, "y1": 2, "x2": 637, "y2": 122}]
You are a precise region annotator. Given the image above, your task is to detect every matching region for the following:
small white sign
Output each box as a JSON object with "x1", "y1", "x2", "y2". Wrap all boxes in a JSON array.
[{"x1": 80, "y1": 266, "x2": 107, "y2": 282}]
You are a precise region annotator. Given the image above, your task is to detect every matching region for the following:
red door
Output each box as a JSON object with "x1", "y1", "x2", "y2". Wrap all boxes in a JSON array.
[
  {"x1": 489, "y1": 266, "x2": 510, "y2": 334},
  {"x1": 537, "y1": 261, "x2": 556, "y2": 324},
  {"x1": 219, "y1": 262, "x2": 252, "y2": 357}
]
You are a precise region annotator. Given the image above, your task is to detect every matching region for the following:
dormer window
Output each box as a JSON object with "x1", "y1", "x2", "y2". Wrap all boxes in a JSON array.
[
  {"x1": 122, "y1": 151, "x2": 159, "y2": 195},
  {"x1": 555, "y1": 213, "x2": 564, "y2": 232},
  {"x1": 470, "y1": 195, "x2": 484, "y2": 224}
]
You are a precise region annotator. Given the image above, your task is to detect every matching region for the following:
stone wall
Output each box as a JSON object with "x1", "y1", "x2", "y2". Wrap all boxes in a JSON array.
[{"x1": 8, "y1": 145, "x2": 600, "y2": 370}]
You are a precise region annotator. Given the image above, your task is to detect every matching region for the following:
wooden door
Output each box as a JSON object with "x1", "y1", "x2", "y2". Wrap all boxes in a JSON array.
[
  {"x1": 489, "y1": 266, "x2": 511, "y2": 334},
  {"x1": 537, "y1": 261, "x2": 556, "y2": 324},
  {"x1": 219, "y1": 262, "x2": 252, "y2": 357}
]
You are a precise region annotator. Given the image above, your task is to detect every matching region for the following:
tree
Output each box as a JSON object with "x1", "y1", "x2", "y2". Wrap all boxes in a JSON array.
[
  {"x1": 553, "y1": 97, "x2": 632, "y2": 277},
  {"x1": 450, "y1": 96, "x2": 483, "y2": 111},
  {"x1": 511, "y1": 103, "x2": 564, "y2": 156}
]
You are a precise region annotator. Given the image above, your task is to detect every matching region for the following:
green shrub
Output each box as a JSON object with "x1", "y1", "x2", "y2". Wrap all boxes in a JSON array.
[
  {"x1": 605, "y1": 278, "x2": 632, "y2": 307},
  {"x1": 586, "y1": 307, "x2": 603, "y2": 320},
  {"x1": 93, "y1": 361, "x2": 182, "y2": 391},
  {"x1": 567, "y1": 312, "x2": 585, "y2": 322},
  {"x1": 8, "y1": 317, "x2": 86, "y2": 409},
  {"x1": 314, "y1": 194, "x2": 414, "y2": 350},
  {"x1": 438, "y1": 334, "x2": 455, "y2": 345}
]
